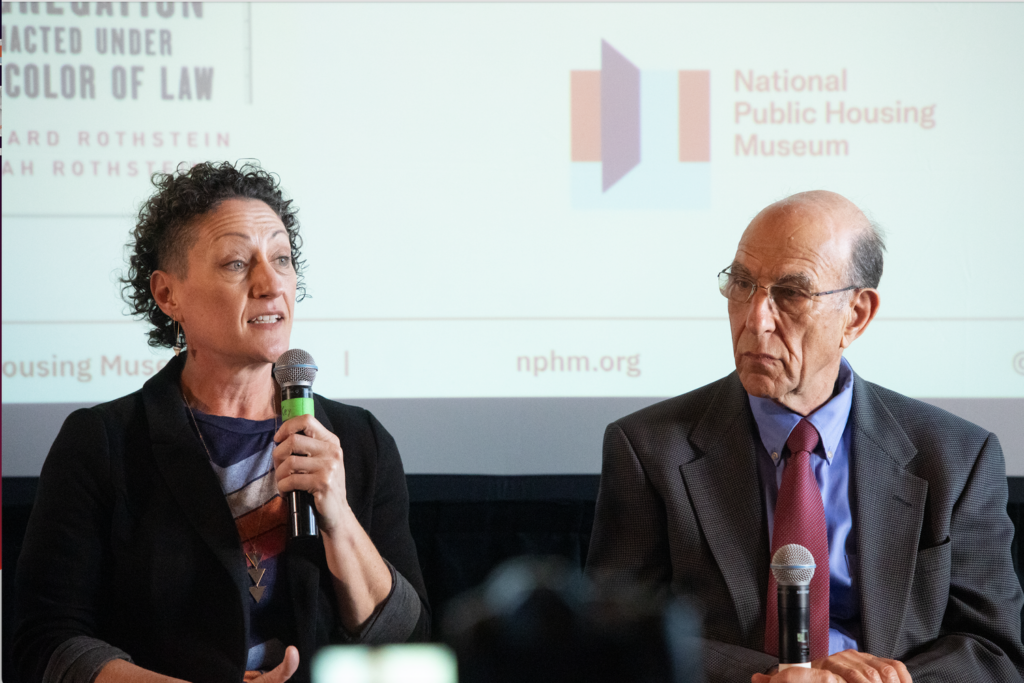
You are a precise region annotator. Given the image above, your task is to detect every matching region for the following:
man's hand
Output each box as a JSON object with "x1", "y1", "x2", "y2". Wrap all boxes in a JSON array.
[
  {"x1": 249, "y1": 646, "x2": 300, "y2": 683},
  {"x1": 752, "y1": 650, "x2": 912, "y2": 683},
  {"x1": 752, "y1": 668, "x2": 846, "y2": 683}
]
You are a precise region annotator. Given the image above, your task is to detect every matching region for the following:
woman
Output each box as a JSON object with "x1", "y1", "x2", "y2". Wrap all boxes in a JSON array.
[{"x1": 13, "y1": 162, "x2": 430, "y2": 683}]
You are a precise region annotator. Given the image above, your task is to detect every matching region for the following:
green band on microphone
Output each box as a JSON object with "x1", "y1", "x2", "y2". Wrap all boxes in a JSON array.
[{"x1": 281, "y1": 397, "x2": 314, "y2": 421}]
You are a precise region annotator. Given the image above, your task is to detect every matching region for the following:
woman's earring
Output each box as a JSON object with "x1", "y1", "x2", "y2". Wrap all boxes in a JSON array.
[{"x1": 172, "y1": 321, "x2": 184, "y2": 356}]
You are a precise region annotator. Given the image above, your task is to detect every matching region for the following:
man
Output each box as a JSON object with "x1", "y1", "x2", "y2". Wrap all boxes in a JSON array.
[{"x1": 586, "y1": 191, "x2": 1024, "y2": 683}]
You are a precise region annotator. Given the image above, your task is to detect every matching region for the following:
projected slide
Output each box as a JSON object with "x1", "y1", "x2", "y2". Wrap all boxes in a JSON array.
[{"x1": 2, "y1": 3, "x2": 1022, "y2": 472}]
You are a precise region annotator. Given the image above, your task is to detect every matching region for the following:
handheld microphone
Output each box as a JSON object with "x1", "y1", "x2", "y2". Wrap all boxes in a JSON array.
[
  {"x1": 771, "y1": 544, "x2": 816, "y2": 670},
  {"x1": 274, "y1": 349, "x2": 319, "y2": 538}
]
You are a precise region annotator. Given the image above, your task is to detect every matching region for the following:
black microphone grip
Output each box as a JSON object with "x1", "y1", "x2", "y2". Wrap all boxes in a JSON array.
[
  {"x1": 778, "y1": 583, "x2": 811, "y2": 667},
  {"x1": 281, "y1": 384, "x2": 318, "y2": 538}
]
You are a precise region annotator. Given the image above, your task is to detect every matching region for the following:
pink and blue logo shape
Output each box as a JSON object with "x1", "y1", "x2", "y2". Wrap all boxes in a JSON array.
[{"x1": 571, "y1": 41, "x2": 711, "y2": 209}]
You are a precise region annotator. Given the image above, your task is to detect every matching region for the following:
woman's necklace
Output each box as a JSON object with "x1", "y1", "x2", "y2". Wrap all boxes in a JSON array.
[{"x1": 182, "y1": 387, "x2": 278, "y2": 604}]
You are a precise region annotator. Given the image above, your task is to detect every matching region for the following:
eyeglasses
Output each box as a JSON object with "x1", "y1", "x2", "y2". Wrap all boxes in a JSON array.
[{"x1": 717, "y1": 268, "x2": 862, "y2": 317}]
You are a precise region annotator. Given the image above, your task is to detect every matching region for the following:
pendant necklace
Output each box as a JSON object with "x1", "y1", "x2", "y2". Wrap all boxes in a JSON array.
[
  {"x1": 243, "y1": 546, "x2": 267, "y2": 603},
  {"x1": 183, "y1": 387, "x2": 278, "y2": 604}
]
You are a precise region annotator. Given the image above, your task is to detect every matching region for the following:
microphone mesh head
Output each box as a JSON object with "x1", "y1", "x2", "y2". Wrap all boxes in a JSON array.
[
  {"x1": 771, "y1": 544, "x2": 816, "y2": 586},
  {"x1": 274, "y1": 349, "x2": 318, "y2": 387}
]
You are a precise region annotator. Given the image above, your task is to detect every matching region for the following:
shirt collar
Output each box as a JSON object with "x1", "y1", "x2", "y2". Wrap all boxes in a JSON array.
[{"x1": 747, "y1": 356, "x2": 854, "y2": 466}]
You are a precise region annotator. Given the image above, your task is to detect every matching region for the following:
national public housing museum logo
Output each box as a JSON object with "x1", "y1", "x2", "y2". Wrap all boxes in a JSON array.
[{"x1": 570, "y1": 40, "x2": 710, "y2": 209}]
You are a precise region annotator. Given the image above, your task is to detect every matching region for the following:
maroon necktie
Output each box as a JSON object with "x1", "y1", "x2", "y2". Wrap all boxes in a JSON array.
[{"x1": 764, "y1": 418, "x2": 830, "y2": 661}]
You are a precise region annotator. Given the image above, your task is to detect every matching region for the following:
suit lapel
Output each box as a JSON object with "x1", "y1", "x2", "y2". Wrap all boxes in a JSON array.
[
  {"x1": 142, "y1": 356, "x2": 251, "y2": 639},
  {"x1": 849, "y1": 375, "x2": 927, "y2": 658},
  {"x1": 683, "y1": 373, "x2": 770, "y2": 643}
]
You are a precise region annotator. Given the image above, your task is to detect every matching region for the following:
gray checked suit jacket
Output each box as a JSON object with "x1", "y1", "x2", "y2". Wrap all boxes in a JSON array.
[{"x1": 586, "y1": 370, "x2": 1024, "y2": 683}]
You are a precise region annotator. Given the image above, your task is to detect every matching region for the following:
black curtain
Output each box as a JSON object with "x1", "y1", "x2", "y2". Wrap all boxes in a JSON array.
[{"x1": 3, "y1": 476, "x2": 1023, "y2": 682}]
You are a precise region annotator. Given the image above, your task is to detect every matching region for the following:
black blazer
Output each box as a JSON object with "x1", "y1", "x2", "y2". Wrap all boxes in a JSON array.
[
  {"x1": 586, "y1": 371, "x2": 1024, "y2": 683},
  {"x1": 13, "y1": 355, "x2": 429, "y2": 683}
]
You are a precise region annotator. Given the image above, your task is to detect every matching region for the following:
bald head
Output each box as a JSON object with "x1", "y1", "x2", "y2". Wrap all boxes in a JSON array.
[
  {"x1": 743, "y1": 191, "x2": 883, "y2": 290},
  {"x1": 761, "y1": 190, "x2": 869, "y2": 228}
]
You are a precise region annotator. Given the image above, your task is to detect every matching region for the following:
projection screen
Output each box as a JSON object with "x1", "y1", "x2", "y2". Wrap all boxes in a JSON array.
[{"x1": 2, "y1": 2, "x2": 1022, "y2": 476}]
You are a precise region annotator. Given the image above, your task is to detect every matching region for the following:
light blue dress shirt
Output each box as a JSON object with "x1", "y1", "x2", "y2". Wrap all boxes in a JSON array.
[{"x1": 748, "y1": 356, "x2": 861, "y2": 655}]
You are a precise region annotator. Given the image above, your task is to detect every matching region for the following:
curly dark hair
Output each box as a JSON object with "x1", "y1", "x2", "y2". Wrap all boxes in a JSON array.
[{"x1": 120, "y1": 161, "x2": 307, "y2": 349}]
